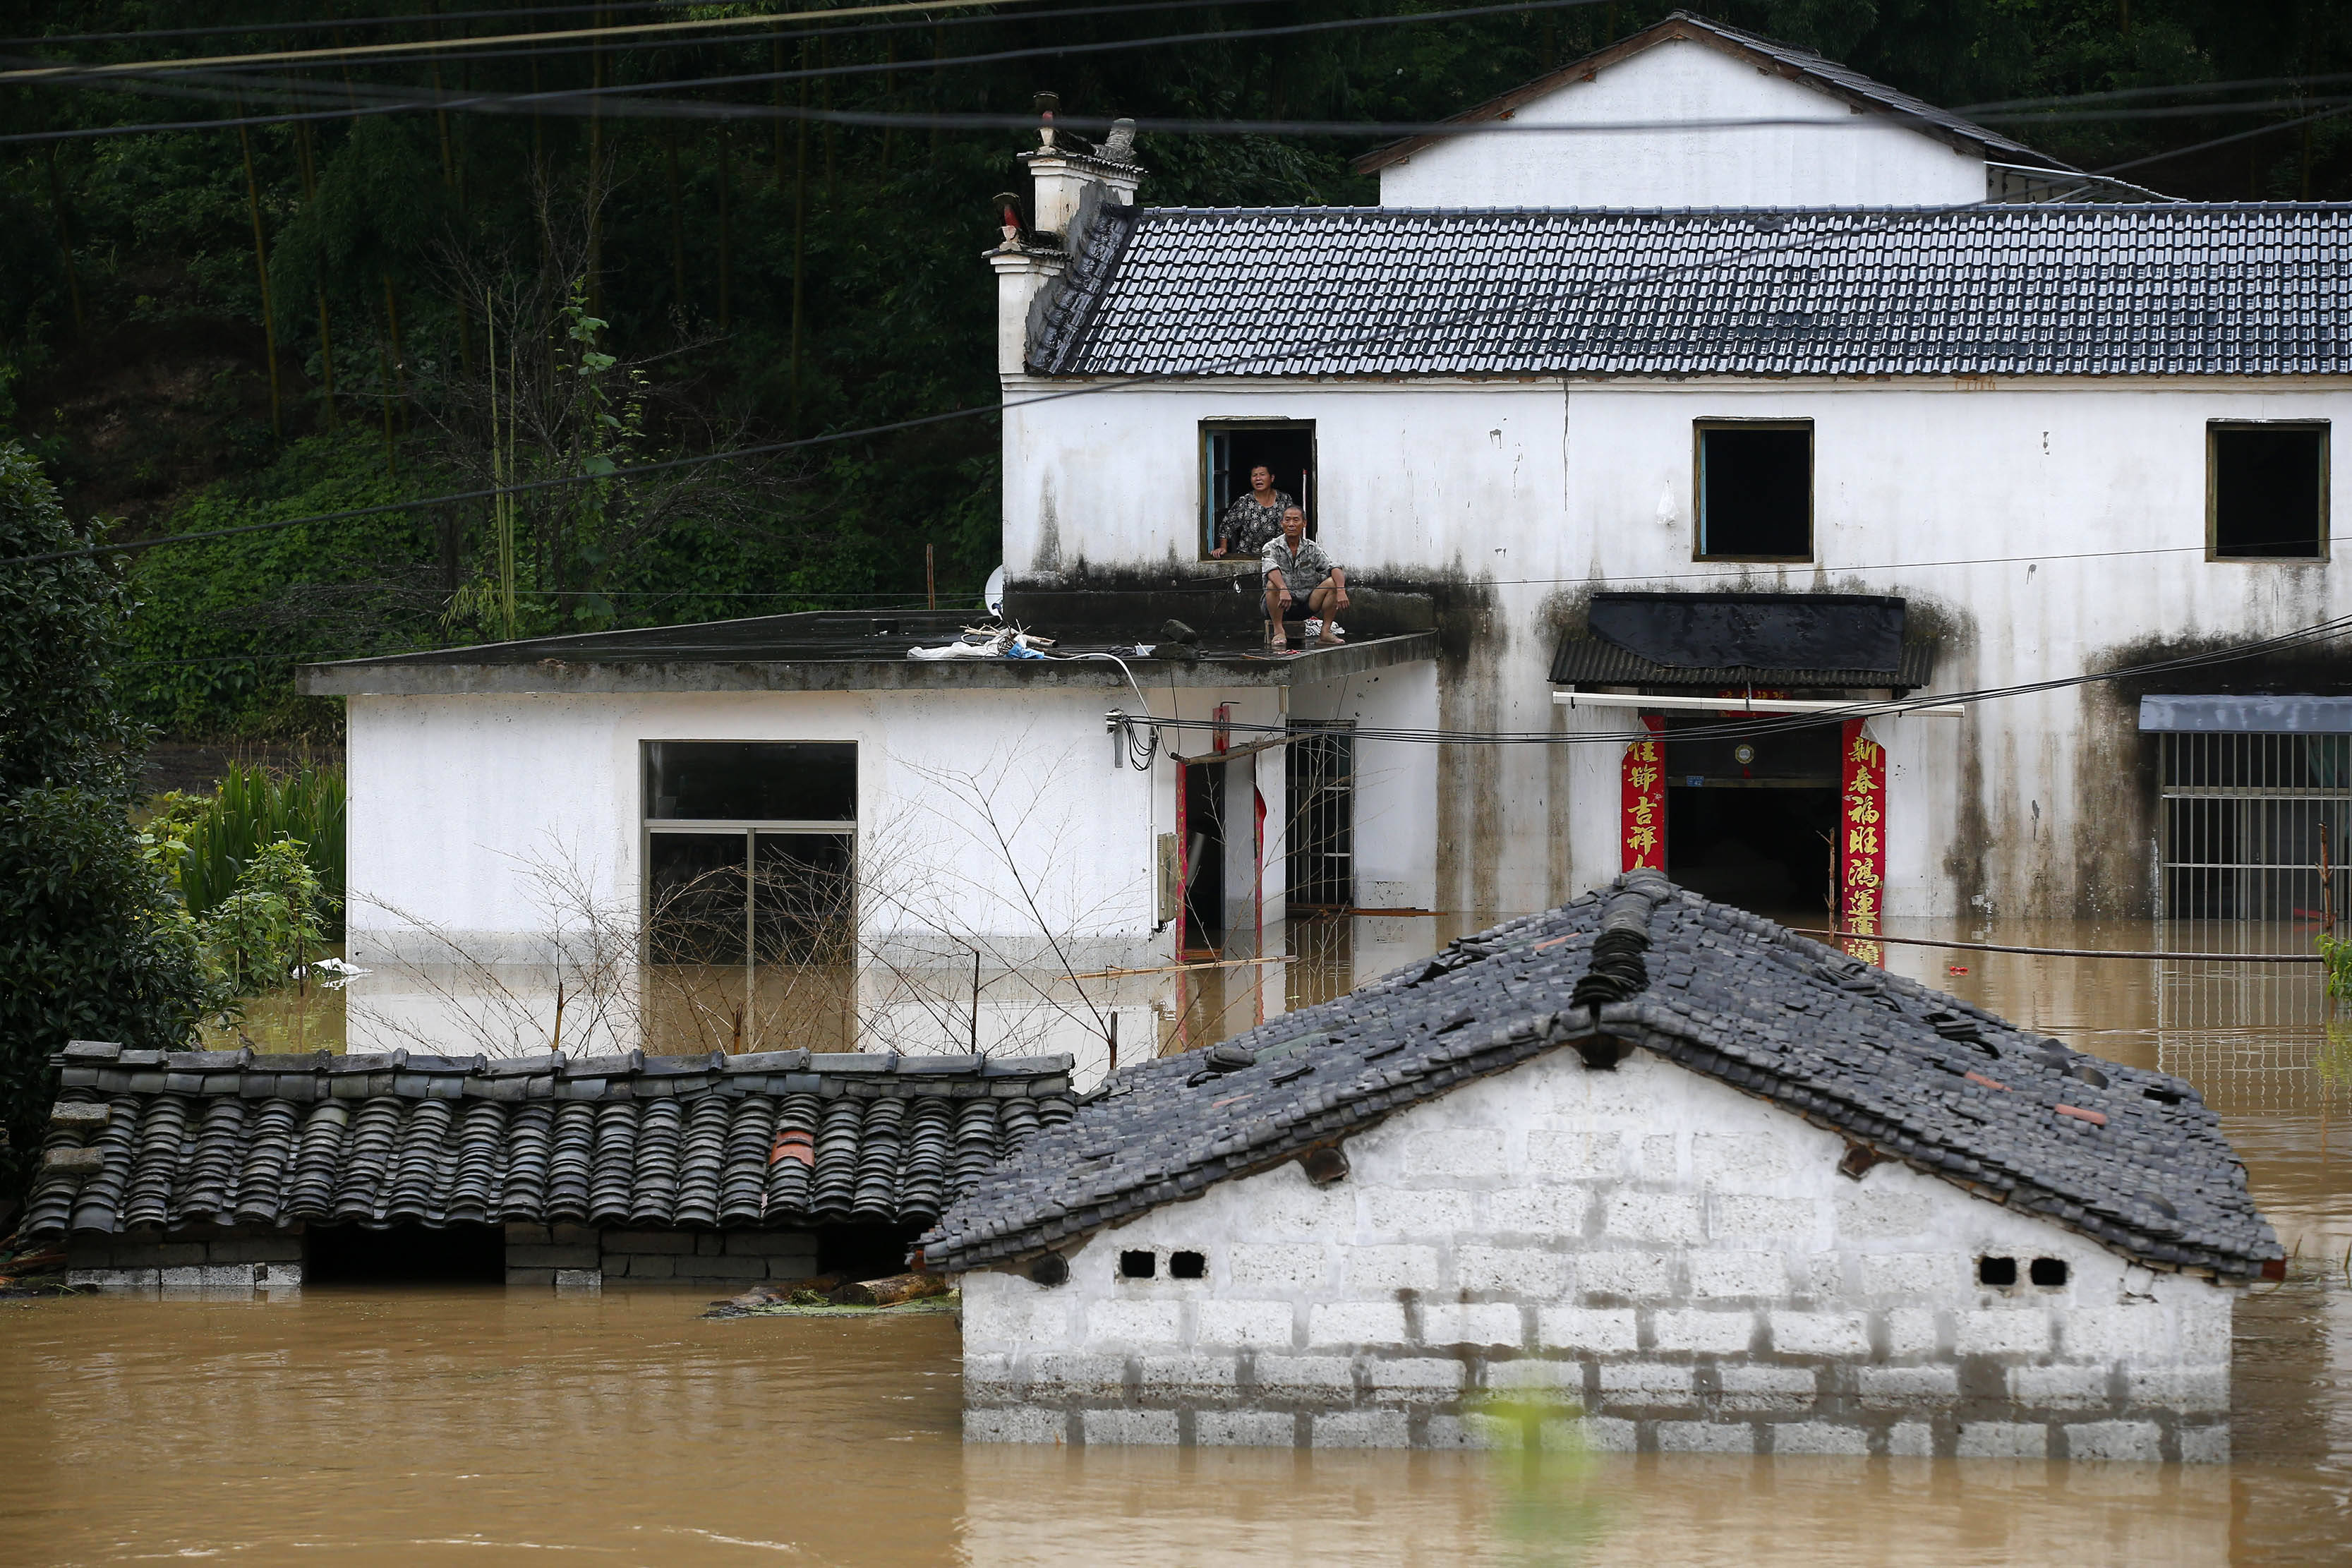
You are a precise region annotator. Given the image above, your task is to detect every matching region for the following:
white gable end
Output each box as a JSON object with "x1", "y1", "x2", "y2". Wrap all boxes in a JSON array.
[{"x1": 1377, "y1": 37, "x2": 1986, "y2": 210}]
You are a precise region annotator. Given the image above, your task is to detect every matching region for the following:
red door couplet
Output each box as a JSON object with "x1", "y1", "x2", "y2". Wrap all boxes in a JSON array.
[
  {"x1": 1839, "y1": 720, "x2": 1886, "y2": 966},
  {"x1": 1621, "y1": 716, "x2": 1665, "y2": 872}
]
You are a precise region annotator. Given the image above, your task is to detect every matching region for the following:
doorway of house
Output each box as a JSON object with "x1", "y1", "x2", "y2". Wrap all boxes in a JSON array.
[
  {"x1": 1663, "y1": 717, "x2": 1843, "y2": 915},
  {"x1": 308, "y1": 1223, "x2": 506, "y2": 1284},
  {"x1": 1181, "y1": 761, "x2": 1226, "y2": 956}
]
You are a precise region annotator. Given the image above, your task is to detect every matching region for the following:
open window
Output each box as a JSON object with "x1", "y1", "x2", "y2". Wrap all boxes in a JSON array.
[
  {"x1": 2210, "y1": 422, "x2": 2328, "y2": 560},
  {"x1": 1202, "y1": 421, "x2": 1316, "y2": 558},
  {"x1": 642, "y1": 742, "x2": 856, "y2": 1050},
  {"x1": 1696, "y1": 421, "x2": 1812, "y2": 560}
]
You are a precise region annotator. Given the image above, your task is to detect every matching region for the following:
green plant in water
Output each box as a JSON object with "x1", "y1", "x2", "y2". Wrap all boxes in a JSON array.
[
  {"x1": 2320, "y1": 932, "x2": 2352, "y2": 1004},
  {"x1": 199, "y1": 838, "x2": 326, "y2": 996},
  {"x1": 165, "y1": 761, "x2": 345, "y2": 936}
]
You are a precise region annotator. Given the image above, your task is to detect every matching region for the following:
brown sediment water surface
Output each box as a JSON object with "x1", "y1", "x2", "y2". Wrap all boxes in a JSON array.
[{"x1": 2, "y1": 915, "x2": 2348, "y2": 1565}]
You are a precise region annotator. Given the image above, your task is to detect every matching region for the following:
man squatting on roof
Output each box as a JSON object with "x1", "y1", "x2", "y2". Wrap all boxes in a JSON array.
[
  {"x1": 1210, "y1": 464, "x2": 1292, "y2": 559},
  {"x1": 1263, "y1": 505, "x2": 1347, "y2": 649}
]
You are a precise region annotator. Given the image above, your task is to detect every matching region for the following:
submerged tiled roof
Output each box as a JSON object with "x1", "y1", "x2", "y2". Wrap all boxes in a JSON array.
[
  {"x1": 1032, "y1": 203, "x2": 2352, "y2": 378},
  {"x1": 924, "y1": 874, "x2": 2279, "y2": 1279},
  {"x1": 1353, "y1": 11, "x2": 2061, "y2": 175},
  {"x1": 26, "y1": 1047, "x2": 1073, "y2": 1237},
  {"x1": 1550, "y1": 634, "x2": 1940, "y2": 692}
]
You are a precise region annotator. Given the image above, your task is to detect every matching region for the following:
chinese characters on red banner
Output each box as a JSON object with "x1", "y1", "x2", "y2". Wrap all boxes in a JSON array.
[
  {"x1": 1840, "y1": 719, "x2": 1886, "y2": 966},
  {"x1": 1622, "y1": 716, "x2": 1665, "y2": 872}
]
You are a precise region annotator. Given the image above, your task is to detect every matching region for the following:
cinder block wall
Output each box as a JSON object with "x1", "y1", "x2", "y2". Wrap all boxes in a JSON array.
[
  {"x1": 503, "y1": 1225, "x2": 821, "y2": 1290},
  {"x1": 65, "y1": 1224, "x2": 304, "y2": 1296},
  {"x1": 960, "y1": 1050, "x2": 2237, "y2": 1459}
]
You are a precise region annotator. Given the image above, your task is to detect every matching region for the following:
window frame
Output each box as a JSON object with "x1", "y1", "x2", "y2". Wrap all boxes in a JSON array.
[
  {"x1": 1692, "y1": 418, "x2": 1816, "y2": 564},
  {"x1": 1199, "y1": 418, "x2": 1318, "y2": 562},
  {"x1": 638, "y1": 740, "x2": 860, "y2": 1015},
  {"x1": 2206, "y1": 419, "x2": 2331, "y2": 563}
]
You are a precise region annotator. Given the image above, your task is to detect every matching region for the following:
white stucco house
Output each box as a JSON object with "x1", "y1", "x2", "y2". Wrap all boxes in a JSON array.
[
  {"x1": 303, "y1": 9, "x2": 2352, "y2": 1061},
  {"x1": 989, "y1": 9, "x2": 2352, "y2": 927},
  {"x1": 926, "y1": 873, "x2": 2281, "y2": 1457}
]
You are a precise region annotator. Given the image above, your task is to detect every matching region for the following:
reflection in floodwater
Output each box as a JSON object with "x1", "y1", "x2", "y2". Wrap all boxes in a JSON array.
[{"x1": 11, "y1": 910, "x2": 2346, "y2": 1564}]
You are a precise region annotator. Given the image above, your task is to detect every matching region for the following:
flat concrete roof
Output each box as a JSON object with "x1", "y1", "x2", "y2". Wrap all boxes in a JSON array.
[{"x1": 297, "y1": 610, "x2": 1436, "y2": 696}]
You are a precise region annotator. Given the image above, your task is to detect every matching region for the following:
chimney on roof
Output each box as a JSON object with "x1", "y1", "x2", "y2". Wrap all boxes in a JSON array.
[
  {"x1": 985, "y1": 99, "x2": 1145, "y2": 379},
  {"x1": 1020, "y1": 103, "x2": 1145, "y2": 248}
]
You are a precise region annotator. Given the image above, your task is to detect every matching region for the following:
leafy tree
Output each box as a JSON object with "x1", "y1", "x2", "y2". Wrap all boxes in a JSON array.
[{"x1": 0, "y1": 442, "x2": 209, "y2": 1197}]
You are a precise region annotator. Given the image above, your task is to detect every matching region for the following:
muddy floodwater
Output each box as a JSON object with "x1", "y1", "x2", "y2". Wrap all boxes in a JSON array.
[{"x1": 4, "y1": 915, "x2": 2349, "y2": 1566}]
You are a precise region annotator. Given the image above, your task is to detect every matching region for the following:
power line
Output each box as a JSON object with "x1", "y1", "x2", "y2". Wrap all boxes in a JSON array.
[
  {"x1": 18, "y1": 0, "x2": 2333, "y2": 145},
  {"x1": 0, "y1": 123, "x2": 2296, "y2": 572},
  {"x1": 0, "y1": 0, "x2": 1054, "y2": 82},
  {"x1": 0, "y1": 1, "x2": 681, "y2": 48},
  {"x1": 1959, "y1": 71, "x2": 2352, "y2": 114},
  {"x1": 49, "y1": 0, "x2": 1304, "y2": 80},
  {"x1": 1136, "y1": 610, "x2": 2352, "y2": 748}
]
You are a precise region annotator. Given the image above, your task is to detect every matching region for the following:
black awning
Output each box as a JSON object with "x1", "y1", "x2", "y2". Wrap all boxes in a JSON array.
[
  {"x1": 1548, "y1": 637, "x2": 1938, "y2": 692},
  {"x1": 1585, "y1": 592, "x2": 1907, "y2": 675}
]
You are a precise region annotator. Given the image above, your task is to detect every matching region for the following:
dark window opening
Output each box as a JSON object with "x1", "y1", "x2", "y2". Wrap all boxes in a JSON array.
[
  {"x1": 1663, "y1": 718, "x2": 1840, "y2": 914},
  {"x1": 644, "y1": 744, "x2": 857, "y2": 980},
  {"x1": 1119, "y1": 1250, "x2": 1158, "y2": 1279},
  {"x1": 1203, "y1": 423, "x2": 1316, "y2": 557},
  {"x1": 308, "y1": 1222, "x2": 503, "y2": 1284},
  {"x1": 1169, "y1": 1250, "x2": 1207, "y2": 1280},
  {"x1": 644, "y1": 741, "x2": 857, "y2": 821},
  {"x1": 2029, "y1": 1257, "x2": 2070, "y2": 1287},
  {"x1": 1287, "y1": 723, "x2": 1355, "y2": 910},
  {"x1": 2211, "y1": 423, "x2": 2327, "y2": 560},
  {"x1": 1181, "y1": 762, "x2": 1226, "y2": 956},
  {"x1": 1698, "y1": 423, "x2": 1812, "y2": 559},
  {"x1": 818, "y1": 1223, "x2": 927, "y2": 1280},
  {"x1": 1978, "y1": 1255, "x2": 2019, "y2": 1287}
]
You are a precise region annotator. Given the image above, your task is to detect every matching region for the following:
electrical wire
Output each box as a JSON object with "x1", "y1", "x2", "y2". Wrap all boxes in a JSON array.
[
  {"x1": 18, "y1": 0, "x2": 2340, "y2": 146},
  {"x1": 3, "y1": 80, "x2": 2334, "y2": 575},
  {"x1": 1, "y1": 0, "x2": 681, "y2": 47},
  {"x1": 32, "y1": 0, "x2": 1310, "y2": 81},
  {"x1": 0, "y1": 0, "x2": 1057, "y2": 81},
  {"x1": 1109, "y1": 608, "x2": 2352, "y2": 750},
  {"x1": 0, "y1": 126, "x2": 2292, "y2": 572}
]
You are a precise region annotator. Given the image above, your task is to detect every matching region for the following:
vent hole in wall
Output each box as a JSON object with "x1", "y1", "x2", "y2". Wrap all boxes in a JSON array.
[
  {"x1": 1119, "y1": 1250, "x2": 1157, "y2": 1279},
  {"x1": 1978, "y1": 1256, "x2": 2019, "y2": 1287},
  {"x1": 2030, "y1": 1258, "x2": 2070, "y2": 1286},
  {"x1": 1169, "y1": 1250, "x2": 1207, "y2": 1280}
]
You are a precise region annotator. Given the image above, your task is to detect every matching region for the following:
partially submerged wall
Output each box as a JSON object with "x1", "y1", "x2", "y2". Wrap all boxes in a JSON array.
[{"x1": 958, "y1": 1047, "x2": 2236, "y2": 1458}]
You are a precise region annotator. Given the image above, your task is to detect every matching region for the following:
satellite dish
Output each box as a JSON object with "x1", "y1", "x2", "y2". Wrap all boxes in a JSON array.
[{"x1": 984, "y1": 565, "x2": 1006, "y2": 618}]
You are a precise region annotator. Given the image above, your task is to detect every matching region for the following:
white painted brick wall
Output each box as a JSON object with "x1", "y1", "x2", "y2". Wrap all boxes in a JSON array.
[{"x1": 958, "y1": 1046, "x2": 2245, "y2": 1457}]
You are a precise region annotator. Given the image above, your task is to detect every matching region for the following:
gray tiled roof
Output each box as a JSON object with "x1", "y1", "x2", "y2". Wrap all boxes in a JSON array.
[
  {"x1": 1032, "y1": 203, "x2": 2352, "y2": 378},
  {"x1": 27, "y1": 1045, "x2": 1073, "y2": 1236},
  {"x1": 922, "y1": 875, "x2": 2279, "y2": 1279},
  {"x1": 1353, "y1": 12, "x2": 2062, "y2": 176},
  {"x1": 1549, "y1": 634, "x2": 1940, "y2": 692}
]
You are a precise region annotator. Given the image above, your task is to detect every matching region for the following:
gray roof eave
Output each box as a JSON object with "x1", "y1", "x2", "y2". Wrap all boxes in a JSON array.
[{"x1": 297, "y1": 632, "x2": 1438, "y2": 696}]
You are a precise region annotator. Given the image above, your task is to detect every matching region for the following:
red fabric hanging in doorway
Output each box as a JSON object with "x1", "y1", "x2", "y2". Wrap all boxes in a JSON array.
[
  {"x1": 1621, "y1": 716, "x2": 1665, "y2": 872},
  {"x1": 1840, "y1": 719, "x2": 1886, "y2": 966}
]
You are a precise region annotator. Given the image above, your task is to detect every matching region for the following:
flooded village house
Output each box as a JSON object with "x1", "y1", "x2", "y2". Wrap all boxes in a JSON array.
[
  {"x1": 32, "y1": 1044, "x2": 1076, "y2": 1293},
  {"x1": 294, "y1": 11, "x2": 2349, "y2": 1059},
  {"x1": 994, "y1": 11, "x2": 2352, "y2": 927},
  {"x1": 930, "y1": 874, "x2": 2279, "y2": 1458}
]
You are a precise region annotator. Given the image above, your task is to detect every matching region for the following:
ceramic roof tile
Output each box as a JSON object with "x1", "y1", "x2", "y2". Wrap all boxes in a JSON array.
[
  {"x1": 26, "y1": 1049, "x2": 1075, "y2": 1238},
  {"x1": 923, "y1": 874, "x2": 2280, "y2": 1280},
  {"x1": 1034, "y1": 203, "x2": 2352, "y2": 379}
]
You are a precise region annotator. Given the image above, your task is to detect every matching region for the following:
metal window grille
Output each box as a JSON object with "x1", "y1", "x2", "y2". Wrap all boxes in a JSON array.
[
  {"x1": 1286, "y1": 721, "x2": 1355, "y2": 910},
  {"x1": 2155, "y1": 730, "x2": 2350, "y2": 951}
]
